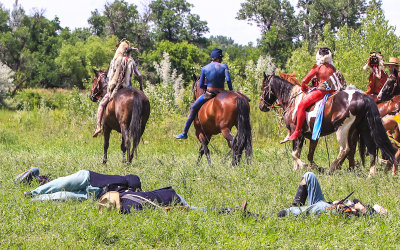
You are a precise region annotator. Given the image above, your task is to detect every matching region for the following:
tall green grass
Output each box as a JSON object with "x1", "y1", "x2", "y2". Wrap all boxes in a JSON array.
[{"x1": 0, "y1": 89, "x2": 399, "y2": 248}]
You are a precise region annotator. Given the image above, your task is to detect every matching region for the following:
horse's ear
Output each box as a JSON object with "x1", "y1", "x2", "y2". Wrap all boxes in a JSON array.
[
  {"x1": 263, "y1": 72, "x2": 267, "y2": 79},
  {"x1": 192, "y1": 74, "x2": 198, "y2": 81},
  {"x1": 93, "y1": 68, "x2": 98, "y2": 75},
  {"x1": 291, "y1": 71, "x2": 296, "y2": 76},
  {"x1": 104, "y1": 68, "x2": 109, "y2": 75}
]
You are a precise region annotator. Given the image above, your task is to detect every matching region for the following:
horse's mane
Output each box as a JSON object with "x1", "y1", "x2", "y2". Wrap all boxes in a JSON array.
[{"x1": 270, "y1": 75, "x2": 298, "y2": 104}]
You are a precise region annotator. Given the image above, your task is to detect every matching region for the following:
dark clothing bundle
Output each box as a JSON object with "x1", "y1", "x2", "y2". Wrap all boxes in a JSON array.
[
  {"x1": 89, "y1": 171, "x2": 142, "y2": 198},
  {"x1": 120, "y1": 186, "x2": 182, "y2": 214}
]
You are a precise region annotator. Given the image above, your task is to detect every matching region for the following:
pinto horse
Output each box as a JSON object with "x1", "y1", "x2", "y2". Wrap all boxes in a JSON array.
[
  {"x1": 259, "y1": 73, "x2": 397, "y2": 176},
  {"x1": 191, "y1": 77, "x2": 252, "y2": 165},
  {"x1": 89, "y1": 69, "x2": 150, "y2": 163}
]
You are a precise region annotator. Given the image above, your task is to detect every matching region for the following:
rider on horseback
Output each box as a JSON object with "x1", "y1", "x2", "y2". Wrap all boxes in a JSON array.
[
  {"x1": 385, "y1": 57, "x2": 399, "y2": 77},
  {"x1": 286, "y1": 47, "x2": 336, "y2": 141},
  {"x1": 363, "y1": 52, "x2": 387, "y2": 99},
  {"x1": 93, "y1": 39, "x2": 143, "y2": 137},
  {"x1": 174, "y1": 48, "x2": 233, "y2": 139}
]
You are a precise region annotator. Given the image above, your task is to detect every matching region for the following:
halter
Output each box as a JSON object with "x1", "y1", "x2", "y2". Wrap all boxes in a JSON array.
[
  {"x1": 260, "y1": 75, "x2": 277, "y2": 108},
  {"x1": 91, "y1": 72, "x2": 108, "y2": 99}
]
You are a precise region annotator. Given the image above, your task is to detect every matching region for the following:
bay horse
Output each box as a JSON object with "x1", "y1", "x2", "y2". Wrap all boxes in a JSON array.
[
  {"x1": 89, "y1": 69, "x2": 150, "y2": 163},
  {"x1": 259, "y1": 73, "x2": 397, "y2": 176},
  {"x1": 191, "y1": 76, "x2": 252, "y2": 165}
]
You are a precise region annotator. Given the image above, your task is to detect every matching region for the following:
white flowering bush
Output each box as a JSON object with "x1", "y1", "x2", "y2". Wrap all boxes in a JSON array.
[
  {"x1": 148, "y1": 52, "x2": 186, "y2": 115},
  {"x1": 0, "y1": 61, "x2": 14, "y2": 106}
]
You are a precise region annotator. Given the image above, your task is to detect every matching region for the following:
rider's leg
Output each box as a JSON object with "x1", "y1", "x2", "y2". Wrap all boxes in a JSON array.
[
  {"x1": 93, "y1": 94, "x2": 110, "y2": 137},
  {"x1": 175, "y1": 94, "x2": 208, "y2": 139},
  {"x1": 289, "y1": 90, "x2": 325, "y2": 140}
]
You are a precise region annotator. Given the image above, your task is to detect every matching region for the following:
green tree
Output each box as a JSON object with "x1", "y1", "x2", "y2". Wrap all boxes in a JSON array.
[
  {"x1": 144, "y1": 40, "x2": 208, "y2": 83},
  {"x1": 88, "y1": 0, "x2": 153, "y2": 51},
  {"x1": 55, "y1": 36, "x2": 118, "y2": 88},
  {"x1": 297, "y1": 0, "x2": 367, "y2": 44},
  {"x1": 149, "y1": 0, "x2": 209, "y2": 46},
  {"x1": 237, "y1": 0, "x2": 298, "y2": 67}
]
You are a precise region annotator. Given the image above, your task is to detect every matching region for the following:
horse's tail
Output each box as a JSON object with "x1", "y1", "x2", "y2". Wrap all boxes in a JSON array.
[
  {"x1": 363, "y1": 94, "x2": 396, "y2": 164},
  {"x1": 358, "y1": 133, "x2": 366, "y2": 167},
  {"x1": 232, "y1": 96, "x2": 252, "y2": 165},
  {"x1": 129, "y1": 91, "x2": 150, "y2": 158}
]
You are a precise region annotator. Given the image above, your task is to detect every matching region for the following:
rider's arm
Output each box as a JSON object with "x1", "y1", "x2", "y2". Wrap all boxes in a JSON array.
[
  {"x1": 199, "y1": 68, "x2": 206, "y2": 89},
  {"x1": 225, "y1": 65, "x2": 233, "y2": 91},
  {"x1": 131, "y1": 59, "x2": 143, "y2": 91},
  {"x1": 364, "y1": 74, "x2": 373, "y2": 94},
  {"x1": 301, "y1": 65, "x2": 318, "y2": 92}
]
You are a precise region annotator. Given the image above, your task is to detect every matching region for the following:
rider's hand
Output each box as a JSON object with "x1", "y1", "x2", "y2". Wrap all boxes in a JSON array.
[{"x1": 301, "y1": 84, "x2": 308, "y2": 93}]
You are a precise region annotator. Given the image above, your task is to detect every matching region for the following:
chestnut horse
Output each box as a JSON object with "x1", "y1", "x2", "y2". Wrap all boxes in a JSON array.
[
  {"x1": 89, "y1": 70, "x2": 150, "y2": 163},
  {"x1": 191, "y1": 77, "x2": 252, "y2": 165},
  {"x1": 259, "y1": 73, "x2": 397, "y2": 176}
]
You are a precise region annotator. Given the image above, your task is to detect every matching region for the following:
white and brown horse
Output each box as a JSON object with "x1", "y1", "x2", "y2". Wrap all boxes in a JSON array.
[{"x1": 259, "y1": 73, "x2": 397, "y2": 176}]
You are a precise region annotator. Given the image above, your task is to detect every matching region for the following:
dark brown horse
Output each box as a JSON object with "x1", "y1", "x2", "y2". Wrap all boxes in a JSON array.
[
  {"x1": 89, "y1": 70, "x2": 150, "y2": 163},
  {"x1": 259, "y1": 73, "x2": 397, "y2": 176},
  {"x1": 192, "y1": 77, "x2": 252, "y2": 165}
]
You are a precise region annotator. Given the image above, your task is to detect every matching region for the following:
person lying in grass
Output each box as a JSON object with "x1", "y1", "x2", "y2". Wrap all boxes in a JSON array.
[
  {"x1": 22, "y1": 168, "x2": 141, "y2": 201},
  {"x1": 278, "y1": 172, "x2": 388, "y2": 217},
  {"x1": 20, "y1": 167, "x2": 248, "y2": 215}
]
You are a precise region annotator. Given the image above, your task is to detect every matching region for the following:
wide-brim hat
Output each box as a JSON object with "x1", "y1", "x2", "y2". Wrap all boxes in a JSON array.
[
  {"x1": 98, "y1": 191, "x2": 121, "y2": 213},
  {"x1": 385, "y1": 57, "x2": 399, "y2": 66}
]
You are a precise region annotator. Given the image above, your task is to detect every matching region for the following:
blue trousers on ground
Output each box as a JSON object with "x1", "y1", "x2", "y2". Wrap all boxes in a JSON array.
[
  {"x1": 31, "y1": 170, "x2": 101, "y2": 201},
  {"x1": 285, "y1": 172, "x2": 331, "y2": 216},
  {"x1": 176, "y1": 194, "x2": 207, "y2": 212}
]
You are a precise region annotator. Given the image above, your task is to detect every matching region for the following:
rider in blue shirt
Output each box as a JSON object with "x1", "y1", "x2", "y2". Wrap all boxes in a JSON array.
[{"x1": 174, "y1": 49, "x2": 233, "y2": 139}]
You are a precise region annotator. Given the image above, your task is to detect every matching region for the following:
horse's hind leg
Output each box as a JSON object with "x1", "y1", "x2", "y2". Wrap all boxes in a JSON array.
[
  {"x1": 121, "y1": 125, "x2": 131, "y2": 163},
  {"x1": 347, "y1": 129, "x2": 359, "y2": 171},
  {"x1": 329, "y1": 115, "x2": 356, "y2": 174},
  {"x1": 121, "y1": 136, "x2": 126, "y2": 163},
  {"x1": 221, "y1": 128, "x2": 234, "y2": 148},
  {"x1": 103, "y1": 126, "x2": 111, "y2": 164}
]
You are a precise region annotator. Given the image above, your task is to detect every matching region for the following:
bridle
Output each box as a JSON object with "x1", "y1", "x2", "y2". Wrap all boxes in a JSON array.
[
  {"x1": 260, "y1": 75, "x2": 277, "y2": 109},
  {"x1": 91, "y1": 72, "x2": 107, "y2": 99}
]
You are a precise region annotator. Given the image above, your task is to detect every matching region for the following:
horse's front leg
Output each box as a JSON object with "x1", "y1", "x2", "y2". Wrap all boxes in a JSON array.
[
  {"x1": 103, "y1": 126, "x2": 111, "y2": 164},
  {"x1": 198, "y1": 133, "x2": 212, "y2": 165},
  {"x1": 292, "y1": 136, "x2": 306, "y2": 170},
  {"x1": 197, "y1": 145, "x2": 204, "y2": 166},
  {"x1": 307, "y1": 139, "x2": 319, "y2": 169}
]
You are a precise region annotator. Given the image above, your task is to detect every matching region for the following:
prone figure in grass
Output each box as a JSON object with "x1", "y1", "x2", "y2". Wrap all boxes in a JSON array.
[
  {"x1": 277, "y1": 172, "x2": 387, "y2": 217},
  {"x1": 20, "y1": 168, "x2": 250, "y2": 215}
]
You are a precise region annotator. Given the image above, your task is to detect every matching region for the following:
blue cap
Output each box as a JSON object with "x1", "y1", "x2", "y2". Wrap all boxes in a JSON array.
[{"x1": 211, "y1": 48, "x2": 223, "y2": 59}]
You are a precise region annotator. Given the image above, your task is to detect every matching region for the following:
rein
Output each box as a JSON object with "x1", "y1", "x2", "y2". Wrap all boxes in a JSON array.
[{"x1": 91, "y1": 72, "x2": 107, "y2": 99}]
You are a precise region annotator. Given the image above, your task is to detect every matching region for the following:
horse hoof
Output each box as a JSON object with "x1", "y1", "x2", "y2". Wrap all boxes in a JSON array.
[{"x1": 102, "y1": 160, "x2": 107, "y2": 164}]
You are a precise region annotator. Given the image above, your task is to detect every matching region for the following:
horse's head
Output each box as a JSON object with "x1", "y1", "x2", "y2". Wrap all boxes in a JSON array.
[
  {"x1": 363, "y1": 52, "x2": 384, "y2": 79},
  {"x1": 378, "y1": 68, "x2": 399, "y2": 102},
  {"x1": 259, "y1": 72, "x2": 278, "y2": 112},
  {"x1": 191, "y1": 74, "x2": 203, "y2": 101},
  {"x1": 89, "y1": 69, "x2": 108, "y2": 102}
]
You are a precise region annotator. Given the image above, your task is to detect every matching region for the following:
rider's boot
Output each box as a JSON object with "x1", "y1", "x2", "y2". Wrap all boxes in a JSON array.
[
  {"x1": 175, "y1": 95, "x2": 206, "y2": 139},
  {"x1": 290, "y1": 177, "x2": 308, "y2": 207},
  {"x1": 93, "y1": 105, "x2": 105, "y2": 137}
]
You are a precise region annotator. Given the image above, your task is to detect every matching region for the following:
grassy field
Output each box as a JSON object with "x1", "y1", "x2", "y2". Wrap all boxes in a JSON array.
[{"x1": 1, "y1": 91, "x2": 400, "y2": 248}]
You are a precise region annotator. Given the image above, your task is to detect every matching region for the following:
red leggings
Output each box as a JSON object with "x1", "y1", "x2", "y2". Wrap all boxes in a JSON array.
[{"x1": 294, "y1": 90, "x2": 333, "y2": 133}]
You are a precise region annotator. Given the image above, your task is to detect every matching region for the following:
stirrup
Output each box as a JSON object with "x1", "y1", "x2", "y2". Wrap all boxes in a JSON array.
[
  {"x1": 93, "y1": 128, "x2": 102, "y2": 137},
  {"x1": 280, "y1": 133, "x2": 291, "y2": 144}
]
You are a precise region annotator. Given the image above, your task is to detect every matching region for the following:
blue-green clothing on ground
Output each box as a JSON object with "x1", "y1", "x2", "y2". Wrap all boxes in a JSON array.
[{"x1": 284, "y1": 172, "x2": 332, "y2": 216}]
